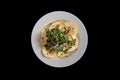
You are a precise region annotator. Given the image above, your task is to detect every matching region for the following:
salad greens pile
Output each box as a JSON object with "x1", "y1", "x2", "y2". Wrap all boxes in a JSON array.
[{"x1": 45, "y1": 27, "x2": 75, "y2": 53}]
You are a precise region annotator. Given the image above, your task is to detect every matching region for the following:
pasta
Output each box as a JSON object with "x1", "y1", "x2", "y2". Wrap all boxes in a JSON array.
[{"x1": 40, "y1": 20, "x2": 79, "y2": 58}]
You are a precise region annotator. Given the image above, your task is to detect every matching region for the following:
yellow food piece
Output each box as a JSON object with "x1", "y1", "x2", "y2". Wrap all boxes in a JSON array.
[{"x1": 40, "y1": 20, "x2": 79, "y2": 58}]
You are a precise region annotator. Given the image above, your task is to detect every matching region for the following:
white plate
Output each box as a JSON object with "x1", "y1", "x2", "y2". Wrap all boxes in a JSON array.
[{"x1": 31, "y1": 11, "x2": 88, "y2": 68}]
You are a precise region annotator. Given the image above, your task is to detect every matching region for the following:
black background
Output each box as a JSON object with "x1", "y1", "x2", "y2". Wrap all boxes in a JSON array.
[{"x1": 1, "y1": 0, "x2": 105, "y2": 79}]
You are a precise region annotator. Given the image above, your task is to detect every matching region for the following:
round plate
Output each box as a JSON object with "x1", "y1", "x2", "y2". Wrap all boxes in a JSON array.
[{"x1": 31, "y1": 11, "x2": 88, "y2": 68}]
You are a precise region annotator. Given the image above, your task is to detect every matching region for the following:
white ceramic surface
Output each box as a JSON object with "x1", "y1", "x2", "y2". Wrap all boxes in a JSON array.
[{"x1": 31, "y1": 11, "x2": 88, "y2": 68}]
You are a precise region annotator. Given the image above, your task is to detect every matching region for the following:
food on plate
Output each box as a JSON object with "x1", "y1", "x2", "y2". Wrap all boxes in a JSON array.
[{"x1": 40, "y1": 20, "x2": 79, "y2": 58}]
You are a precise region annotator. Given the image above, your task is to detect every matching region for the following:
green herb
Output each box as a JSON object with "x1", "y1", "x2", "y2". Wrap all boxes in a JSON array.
[
  {"x1": 68, "y1": 40, "x2": 75, "y2": 45},
  {"x1": 46, "y1": 30, "x2": 50, "y2": 37},
  {"x1": 45, "y1": 27, "x2": 71, "y2": 52}
]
